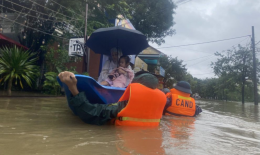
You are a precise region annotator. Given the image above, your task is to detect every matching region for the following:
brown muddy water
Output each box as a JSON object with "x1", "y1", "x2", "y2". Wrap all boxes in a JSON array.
[{"x1": 0, "y1": 97, "x2": 259, "y2": 155}]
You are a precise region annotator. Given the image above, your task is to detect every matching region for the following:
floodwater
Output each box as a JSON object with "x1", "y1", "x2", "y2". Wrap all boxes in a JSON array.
[{"x1": 0, "y1": 97, "x2": 259, "y2": 155}]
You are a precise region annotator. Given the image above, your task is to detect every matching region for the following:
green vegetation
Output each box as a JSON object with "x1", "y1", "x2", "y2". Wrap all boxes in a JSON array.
[
  {"x1": 183, "y1": 45, "x2": 259, "y2": 103},
  {"x1": 159, "y1": 55, "x2": 187, "y2": 88},
  {"x1": 126, "y1": 0, "x2": 176, "y2": 45},
  {"x1": 43, "y1": 72, "x2": 61, "y2": 95},
  {"x1": 158, "y1": 44, "x2": 259, "y2": 103},
  {"x1": 0, "y1": 46, "x2": 39, "y2": 96},
  {"x1": 4, "y1": 0, "x2": 258, "y2": 102},
  {"x1": 41, "y1": 44, "x2": 78, "y2": 73}
]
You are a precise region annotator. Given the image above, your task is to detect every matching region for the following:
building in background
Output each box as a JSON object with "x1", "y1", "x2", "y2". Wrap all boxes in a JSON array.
[{"x1": 138, "y1": 46, "x2": 165, "y2": 77}]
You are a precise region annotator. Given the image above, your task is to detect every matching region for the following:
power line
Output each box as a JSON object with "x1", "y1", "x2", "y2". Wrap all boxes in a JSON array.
[
  {"x1": 3, "y1": 0, "x2": 80, "y2": 21},
  {"x1": 154, "y1": 36, "x2": 251, "y2": 77},
  {"x1": 175, "y1": 0, "x2": 191, "y2": 4},
  {"x1": 1, "y1": 16, "x2": 69, "y2": 40},
  {"x1": 192, "y1": 72, "x2": 214, "y2": 75},
  {"x1": 187, "y1": 56, "x2": 215, "y2": 66},
  {"x1": 178, "y1": 0, "x2": 193, "y2": 6},
  {"x1": 10, "y1": 7, "x2": 25, "y2": 27},
  {"x1": 1, "y1": 4, "x2": 62, "y2": 23},
  {"x1": 2, "y1": 0, "x2": 84, "y2": 36},
  {"x1": 185, "y1": 54, "x2": 214, "y2": 62},
  {"x1": 163, "y1": 37, "x2": 249, "y2": 55},
  {"x1": 4, "y1": 0, "x2": 54, "y2": 19},
  {"x1": 0, "y1": 4, "x2": 83, "y2": 35},
  {"x1": 187, "y1": 37, "x2": 251, "y2": 65},
  {"x1": 238, "y1": 37, "x2": 251, "y2": 46},
  {"x1": 176, "y1": 46, "x2": 213, "y2": 54},
  {"x1": 9, "y1": 0, "x2": 37, "y2": 25},
  {"x1": 26, "y1": 0, "x2": 81, "y2": 20},
  {"x1": 160, "y1": 37, "x2": 250, "y2": 67},
  {"x1": 179, "y1": 36, "x2": 251, "y2": 78},
  {"x1": 164, "y1": 34, "x2": 250, "y2": 54},
  {"x1": 217, "y1": 37, "x2": 251, "y2": 54},
  {"x1": 187, "y1": 37, "x2": 252, "y2": 77},
  {"x1": 157, "y1": 35, "x2": 251, "y2": 49},
  {"x1": 175, "y1": 0, "x2": 185, "y2": 4},
  {"x1": 49, "y1": 0, "x2": 84, "y2": 18}
]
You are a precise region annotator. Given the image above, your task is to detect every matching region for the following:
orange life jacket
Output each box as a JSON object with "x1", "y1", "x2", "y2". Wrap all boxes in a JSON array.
[
  {"x1": 115, "y1": 83, "x2": 167, "y2": 126},
  {"x1": 165, "y1": 88, "x2": 196, "y2": 117}
]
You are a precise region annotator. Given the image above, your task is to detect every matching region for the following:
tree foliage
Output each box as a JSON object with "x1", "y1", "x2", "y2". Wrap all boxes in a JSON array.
[
  {"x1": 211, "y1": 45, "x2": 259, "y2": 103},
  {"x1": 159, "y1": 55, "x2": 186, "y2": 88},
  {"x1": 52, "y1": 0, "x2": 177, "y2": 45},
  {"x1": 180, "y1": 44, "x2": 259, "y2": 103},
  {"x1": 41, "y1": 42, "x2": 78, "y2": 73},
  {"x1": 43, "y1": 72, "x2": 61, "y2": 95},
  {"x1": 3, "y1": 0, "x2": 177, "y2": 51},
  {"x1": 163, "y1": 44, "x2": 259, "y2": 103},
  {"x1": 126, "y1": 0, "x2": 176, "y2": 45}
]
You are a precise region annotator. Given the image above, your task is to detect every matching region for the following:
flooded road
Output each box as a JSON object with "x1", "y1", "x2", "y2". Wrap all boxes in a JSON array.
[{"x1": 0, "y1": 97, "x2": 259, "y2": 155}]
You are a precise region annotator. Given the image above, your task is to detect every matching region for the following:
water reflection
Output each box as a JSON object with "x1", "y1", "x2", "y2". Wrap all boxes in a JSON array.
[
  {"x1": 0, "y1": 98, "x2": 260, "y2": 155},
  {"x1": 160, "y1": 116, "x2": 195, "y2": 154},
  {"x1": 0, "y1": 91, "x2": 55, "y2": 97},
  {"x1": 163, "y1": 116, "x2": 194, "y2": 140},
  {"x1": 116, "y1": 127, "x2": 165, "y2": 155},
  {"x1": 253, "y1": 105, "x2": 259, "y2": 122}
]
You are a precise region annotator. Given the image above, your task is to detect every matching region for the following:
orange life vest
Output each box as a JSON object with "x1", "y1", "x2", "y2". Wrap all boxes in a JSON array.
[
  {"x1": 115, "y1": 83, "x2": 167, "y2": 126},
  {"x1": 165, "y1": 88, "x2": 196, "y2": 117}
]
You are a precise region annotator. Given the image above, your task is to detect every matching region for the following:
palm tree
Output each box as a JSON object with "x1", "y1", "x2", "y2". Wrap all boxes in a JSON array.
[{"x1": 0, "y1": 46, "x2": 39, "y2": 96}]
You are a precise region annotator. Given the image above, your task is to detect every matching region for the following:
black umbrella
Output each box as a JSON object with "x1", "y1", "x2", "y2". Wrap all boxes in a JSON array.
[{"x1": 86, "y1": 26, "x2": 149, "y2": 55}]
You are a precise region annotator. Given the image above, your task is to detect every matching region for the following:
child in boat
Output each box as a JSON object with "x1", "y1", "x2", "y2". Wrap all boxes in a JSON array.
[{"x1": 100, "y1": 55, "x2": 134, "y2": 88}]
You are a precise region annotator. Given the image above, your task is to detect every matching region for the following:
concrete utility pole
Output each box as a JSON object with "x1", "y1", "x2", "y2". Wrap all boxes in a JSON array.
[
  {"x1": 84, "y1": 4, "x2": 88, "y2": 44},
  {"x1": 251, "y1": 26, "x2": 258, "y2": 105},
  {"x1": 84, "y1": 4, "x2": 89, "y2": 72}
]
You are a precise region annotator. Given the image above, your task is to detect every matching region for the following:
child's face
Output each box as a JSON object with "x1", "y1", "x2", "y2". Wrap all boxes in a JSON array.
[{"x1": 119, "y1": 58, "x2": 127, "y2": 68}]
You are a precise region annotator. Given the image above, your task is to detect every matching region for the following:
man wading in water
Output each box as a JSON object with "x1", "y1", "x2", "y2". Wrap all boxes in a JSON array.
[
  {"x1": 59, "y1": 71, "x2": 167, "y2": 126},
  {"x1": 58, "y1": 71, "x2": 202, "y2": 126}
]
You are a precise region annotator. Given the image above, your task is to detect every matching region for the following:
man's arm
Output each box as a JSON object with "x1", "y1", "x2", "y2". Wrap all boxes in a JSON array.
[
  {"x1": 194, "y1": 105, "x2": 202, "y2": 116},
  {"x1": 69, "y1": 92, "x2": 123, "y2": 125},
  {"x1": 163, "y1": 97, "x2": 172, "y2": 115}
]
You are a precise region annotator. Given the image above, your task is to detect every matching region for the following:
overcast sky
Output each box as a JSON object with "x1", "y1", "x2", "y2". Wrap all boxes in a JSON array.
[{"x1": 150, "y1": 0, "x2": 260, "y2": 79}]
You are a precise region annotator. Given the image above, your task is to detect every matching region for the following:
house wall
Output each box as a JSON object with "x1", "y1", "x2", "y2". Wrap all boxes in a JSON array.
[
  {"x1": 65, "y1": 57, "x2": 85, "y2": 74},
  {"x1": 134, "y1": 57, "x2": 148, "y2": 73},
  {"x1": 141, "y1": 47, "x2": 161, "y2": 54},
  {"x1": 88, "y1": 49, "x2": 101, "y2": 80}
]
